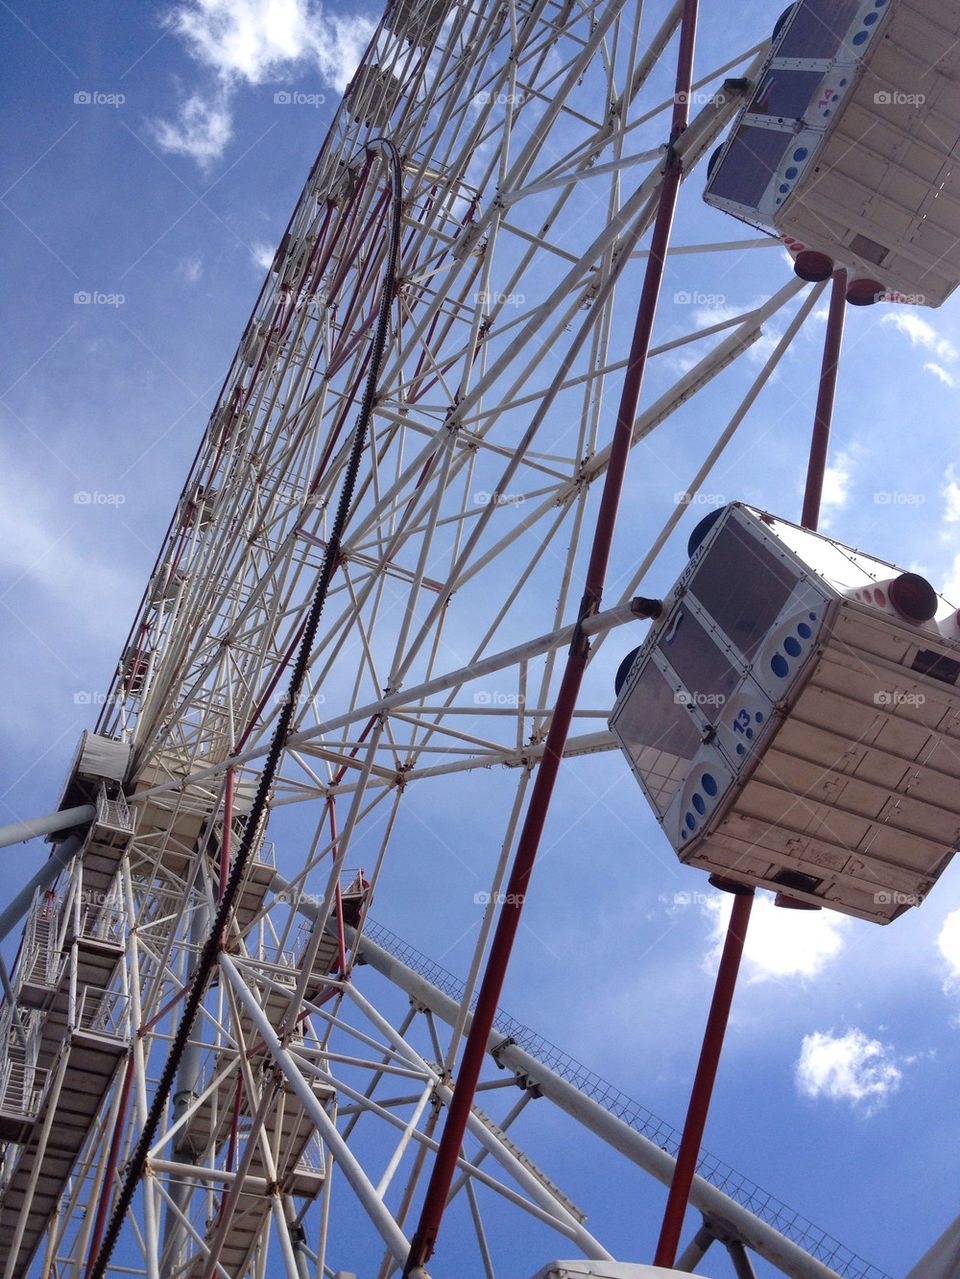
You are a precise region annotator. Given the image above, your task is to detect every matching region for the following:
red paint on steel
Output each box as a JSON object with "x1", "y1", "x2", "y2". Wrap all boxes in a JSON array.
[
  {"x1": 653, "y1": 890, "x2": 754, "y2": 1266},
  {"x1": 801, "y1": 270, "x2": 847, "y2": 532},
  {"x1": 214, "y1": 1074, "x2": 246, "y2": 1228},
  {"x1": 83, "y1": 1051, "x2": 135, "y2": 1279},
  {"x1": 404, "y1": 6, "x2": 700, "y2": 1270},
  {"x1": 139, "y1": 976, "x2": 196, "y2": 1036}
]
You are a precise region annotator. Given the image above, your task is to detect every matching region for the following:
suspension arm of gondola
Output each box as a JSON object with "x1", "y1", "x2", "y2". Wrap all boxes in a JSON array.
[
  {"x1": 87, "y1": 137, "x2": 405, "y2": 1279},
  {"x1": 403, "y1": 2, "x2": 699, "y2": 1269},
  {"x1": 801, "y1": 269, "x2": 847, "y2": 533}
]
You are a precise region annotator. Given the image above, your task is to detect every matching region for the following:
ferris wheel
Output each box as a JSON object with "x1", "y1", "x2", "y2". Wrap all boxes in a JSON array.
[{"x1": 1, "y1": 0, "x2": 956, "y2": 1277}]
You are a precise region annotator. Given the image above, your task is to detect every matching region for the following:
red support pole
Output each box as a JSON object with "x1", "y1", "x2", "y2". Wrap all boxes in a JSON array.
[
  {"x1": 83, "y1": 1052, "x2": 135, "y2": 1279},
  {"x1": 653, "y1": 891, "x2": 753, "y2": 1266},
  {"x1": 801, "y1": 270, "x2": 847, "y2": 532},
  {"x1": 403, "y1": 5, "x2": 700, "y2": 1270}
]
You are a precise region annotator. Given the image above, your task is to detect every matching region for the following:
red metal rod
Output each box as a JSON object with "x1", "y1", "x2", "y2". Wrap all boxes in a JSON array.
[
  {"x1": 83, "y1": 1051, "x2": 135, "y2": 1279},
  {"x1": 214, "y1": 1074, "x2": 245, "y2": 1228},
  {"x1": 800, "y1": 269, "x2": 847, "y2": 532},
  {"x1": 653, "y1": 891, "x2": 754, "y2": 1266},
  {"x1": 139, "y1": 976, "x2": 196, "y2": 1036},
  {"x1": 404, "y1": 6, "x2": 700, "y2": 1269}
]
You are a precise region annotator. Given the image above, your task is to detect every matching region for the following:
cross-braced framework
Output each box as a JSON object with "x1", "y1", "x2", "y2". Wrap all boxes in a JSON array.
[{"x1": 0, "y1": 1, "x2": 901, "y2": 1277}]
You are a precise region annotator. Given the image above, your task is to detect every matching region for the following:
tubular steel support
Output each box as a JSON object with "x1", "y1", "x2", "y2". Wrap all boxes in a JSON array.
[
  {"x1": 404, "y1": 5, "x2": 700, "y2": 1269},
  {"x1": 801, "y1": 270, "x2": 847, "y2": 532},
  {"x1": 0, "y1": 832, "x2": 85, "y2": 944},
  {"x1": 0, "y1": 803, "x2": 95, "y2": 851},
  {"x1": 654, "y1": 891, "x2": 754, "y2": 1266}
]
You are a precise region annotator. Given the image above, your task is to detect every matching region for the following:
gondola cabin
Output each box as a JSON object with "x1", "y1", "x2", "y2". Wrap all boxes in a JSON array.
[
  {"x1": 703, "y1": 0, "x2": 960, "y2": 306},
  {"x1": 610, "y1": 504, "x2": 960, "y2": 923}
]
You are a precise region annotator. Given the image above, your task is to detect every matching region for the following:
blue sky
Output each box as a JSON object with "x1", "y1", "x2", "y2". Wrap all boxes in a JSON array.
[{"x1": 3, "y1": 1, "x2": 960, "y2": 1276}]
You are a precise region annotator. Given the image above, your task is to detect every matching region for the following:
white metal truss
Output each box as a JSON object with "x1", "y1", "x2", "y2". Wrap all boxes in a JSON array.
[{"x1": 0, "y1": 1, "x2": 899, "y2": 1278}]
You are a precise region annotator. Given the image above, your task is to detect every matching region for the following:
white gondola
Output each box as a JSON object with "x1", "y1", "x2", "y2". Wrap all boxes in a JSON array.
[
  {"x1": 610, "y1": 503, "x2": 960, "y2": 923},
  {"x1": 704, "y1": 0, "x2": 960, "y2": 306}
]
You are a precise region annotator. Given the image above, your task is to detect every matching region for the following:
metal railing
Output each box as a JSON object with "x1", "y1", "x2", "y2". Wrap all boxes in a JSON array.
[
  {"x1": 96, "y1": 784, "x2": 134, "y2": 835},
  {"x1": 0, "y1": 1057, "x2": 48, "y2": 1123},
  {"x1": 78, "y1": 876, "x2": 126, "y2": 948},
  {"x1": 19, "y1": 890, "x2": 62, "y2": 993},
  {"x1": 75, "y1": 986, "x2": 130, "y2": 1043}
]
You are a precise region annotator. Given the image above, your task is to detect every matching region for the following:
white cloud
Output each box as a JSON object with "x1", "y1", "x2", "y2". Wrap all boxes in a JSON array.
[
  {"x1": 795, "y1": 1027, "x2": 902, "y2": 1111},
  {"x1": 152, "y1": 1, "x2": 377, "y2": 165},
  {"x1": 152, "y1": 91, "x2": 233, "y2": 167},
  {"x1": 179, "y1": 256, "x2": 203, "y2": 282},
  {"x1": 250, "y1": 241, "x2": 277, "y2": 271},
  {"x1": 926, "y1": 362, "x2": 957, "y2": 388},
  {"x1": 169, "y1": 0, "x2": 373, "y2": 90},
  {"x1": 821, "y1": 448, "x2": 852, "y2": 512},
  {"x1": 942, "y1": 466, "x2": 960, "y2": 524},
  {"x1": 942, "y1": 552, "x2": 960, "y2": 606},
  {"x1": 704, "y1": 892, "x2": 847, "y2": 982},
  {"x1": 882, "y1": 311, "x2": 958, "y2": 363},
  {"x1": 937, "y1": 908, "x2": 960, "y2": 994}
]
